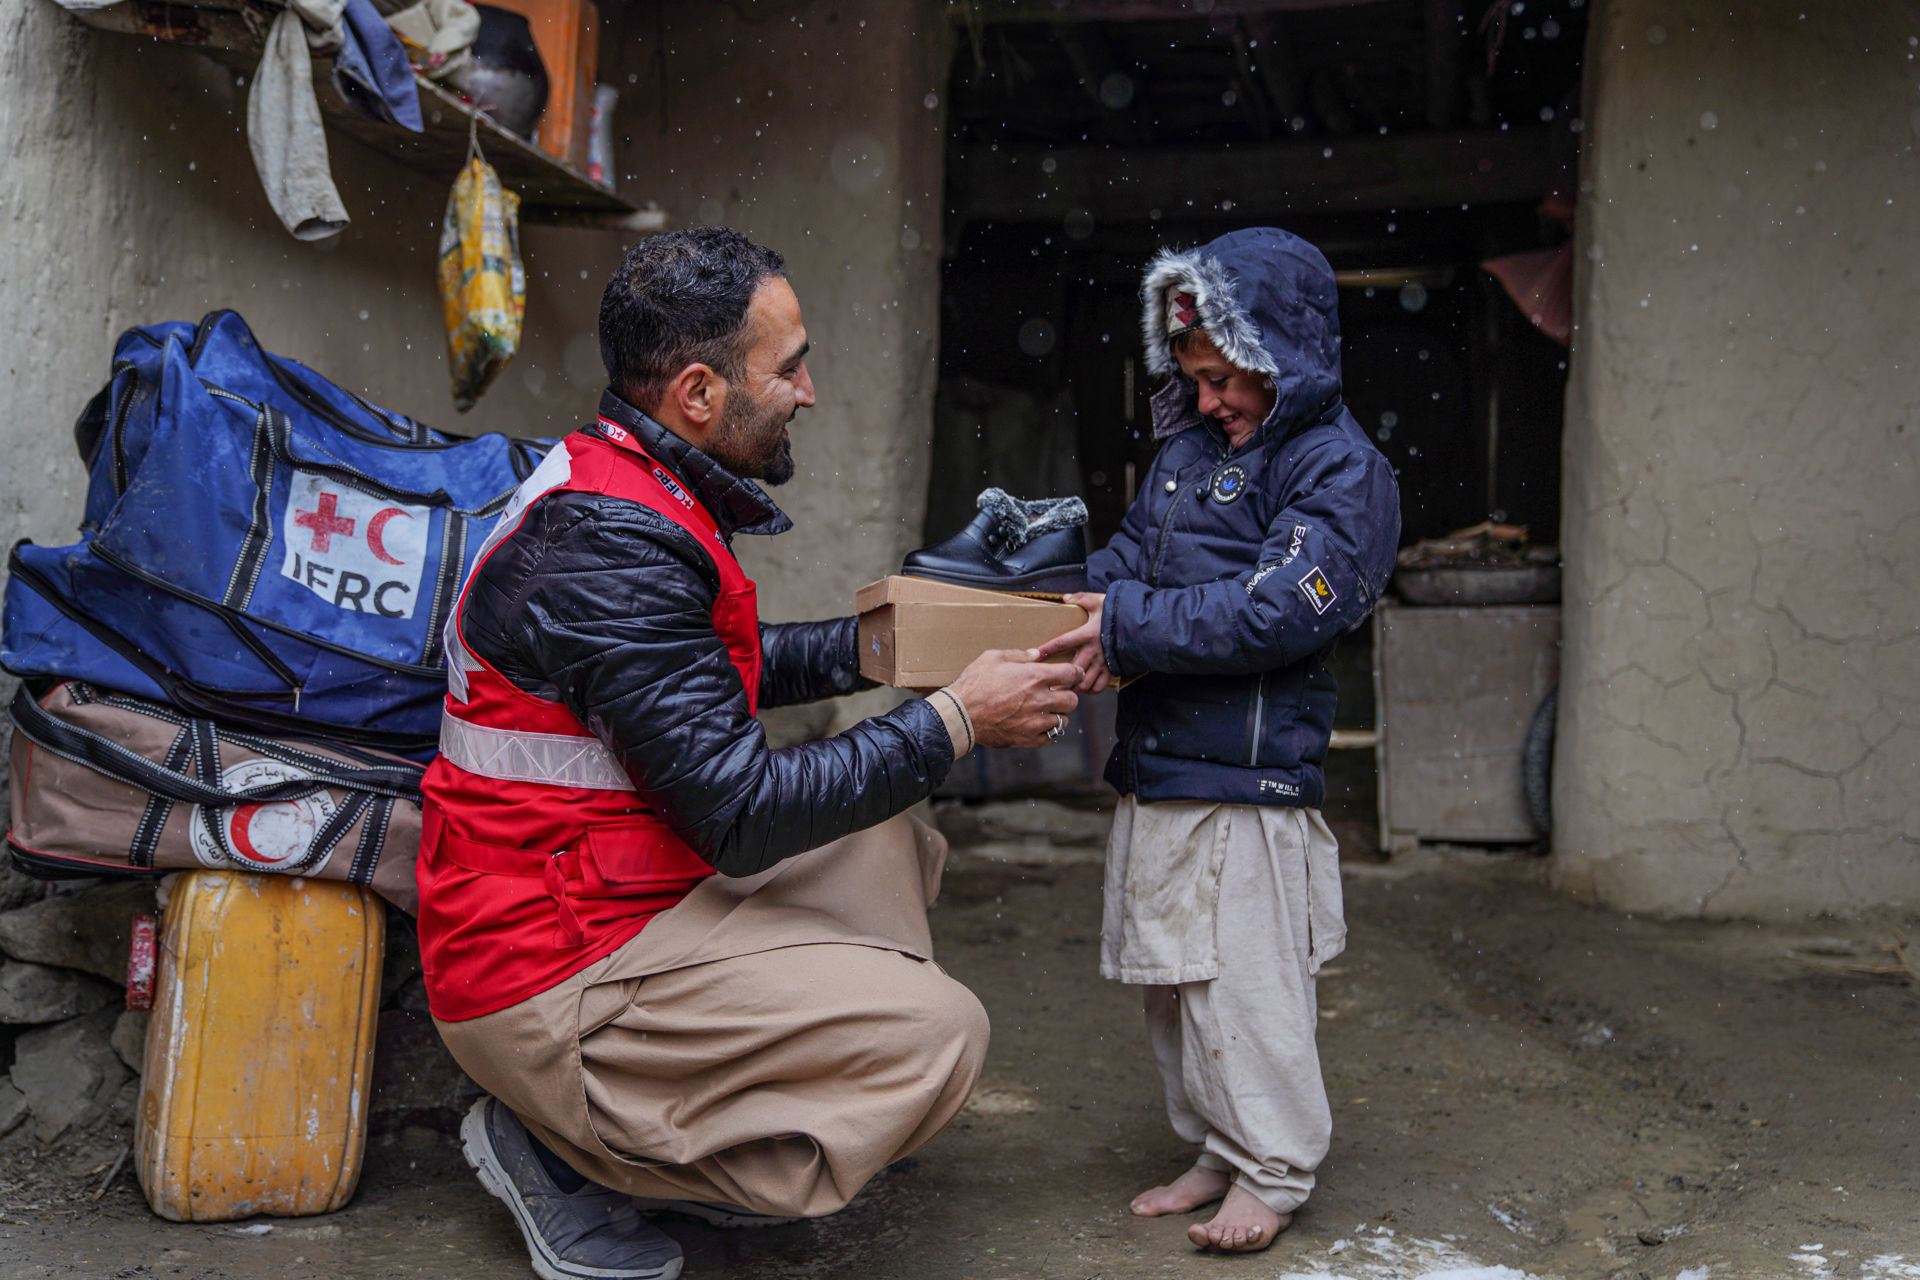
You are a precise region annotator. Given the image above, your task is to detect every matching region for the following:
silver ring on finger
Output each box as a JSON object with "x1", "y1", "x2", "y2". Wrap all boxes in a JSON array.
[{"x1": 1047, "y1": 713, "x2": 1067, "y2": 744}]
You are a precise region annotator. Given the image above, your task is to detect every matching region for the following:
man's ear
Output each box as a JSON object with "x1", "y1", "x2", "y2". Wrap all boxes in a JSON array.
[{"x1": 667, "y1": 363, "x2": 725, "y2": 429}]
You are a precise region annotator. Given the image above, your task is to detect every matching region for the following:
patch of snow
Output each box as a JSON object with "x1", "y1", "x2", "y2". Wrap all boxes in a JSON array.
[
  {"x1": 1864, "y1": 1258, "x2": 1920, "y2": 1280},
  {"x1": 1675, "y1": 1268, "x2": 1713, "y2": 1280},
  {"x1": 1268, "y1": 1232, "x2": 1539, "y2": 1280}
]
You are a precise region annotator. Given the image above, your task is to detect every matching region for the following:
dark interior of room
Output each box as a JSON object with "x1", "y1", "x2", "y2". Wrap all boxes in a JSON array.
[{"x1": 930, "y1": 0, "x2": 1585, "y2": 817}]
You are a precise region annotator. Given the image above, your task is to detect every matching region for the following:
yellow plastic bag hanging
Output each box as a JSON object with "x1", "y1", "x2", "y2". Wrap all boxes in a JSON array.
[{"x1": 436, "y1": 130, "x2": 525, "y2": 411}]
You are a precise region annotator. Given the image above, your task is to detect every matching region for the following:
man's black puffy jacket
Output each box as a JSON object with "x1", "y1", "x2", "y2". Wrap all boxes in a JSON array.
[{"x1": 458, "y1": 390, "x2": 955, "y2": 877}]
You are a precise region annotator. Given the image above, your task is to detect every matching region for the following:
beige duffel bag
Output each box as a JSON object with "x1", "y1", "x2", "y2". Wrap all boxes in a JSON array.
[{"x1": 7, "y1": 682, "x2": 422, "y2": 913}]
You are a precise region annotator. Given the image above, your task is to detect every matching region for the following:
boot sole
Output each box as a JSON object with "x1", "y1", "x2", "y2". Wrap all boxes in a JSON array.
[
  {"x1": 460, "y1": 1099, "x2": 684, "y2": 1280},
  {"x1": 898, "y1": 565, "x2": 1089, "y2": 596}
]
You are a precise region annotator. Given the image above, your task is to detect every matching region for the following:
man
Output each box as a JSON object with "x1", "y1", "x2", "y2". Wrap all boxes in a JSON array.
[{"x1": 418, "y1": 227, "x2": 1080, "y2": 1280}]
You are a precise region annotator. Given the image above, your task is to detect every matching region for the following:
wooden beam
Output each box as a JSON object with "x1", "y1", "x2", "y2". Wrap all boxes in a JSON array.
[{"x1": 948, "y1": 128, "x2": 1563, "y2": 222}]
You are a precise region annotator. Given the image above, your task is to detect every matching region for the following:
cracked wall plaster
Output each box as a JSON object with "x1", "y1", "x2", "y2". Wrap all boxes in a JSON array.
[{"x1": 1556, "y1": 0, "x2": 1920, "y2": 918}]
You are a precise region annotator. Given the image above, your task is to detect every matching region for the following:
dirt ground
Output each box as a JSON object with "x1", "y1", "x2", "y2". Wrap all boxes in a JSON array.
[{"x1": 2, "y1": 848, "x2": 1916, "y2": 1280}]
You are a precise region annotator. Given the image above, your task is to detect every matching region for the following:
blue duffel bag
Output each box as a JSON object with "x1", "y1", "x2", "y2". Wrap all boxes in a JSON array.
[{"x1": 4, "y1": 311, "x2": 554, "y2": 755}]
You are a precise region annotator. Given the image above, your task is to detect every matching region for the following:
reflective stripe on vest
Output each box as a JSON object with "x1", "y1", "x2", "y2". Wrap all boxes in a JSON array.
[{"x1": 438, "y1": 713, "x2": 634, "y2": 791}]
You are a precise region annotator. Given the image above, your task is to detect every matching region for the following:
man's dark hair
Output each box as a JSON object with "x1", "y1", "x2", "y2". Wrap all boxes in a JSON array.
[{"x1": 598, "y1": 226, "x2": 787, "y2": 411}]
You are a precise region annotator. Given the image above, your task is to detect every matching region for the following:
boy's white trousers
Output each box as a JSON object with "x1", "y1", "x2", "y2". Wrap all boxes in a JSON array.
[{"x1": 1102, "y1": 798, "x2": 1345, "y2": 1213}]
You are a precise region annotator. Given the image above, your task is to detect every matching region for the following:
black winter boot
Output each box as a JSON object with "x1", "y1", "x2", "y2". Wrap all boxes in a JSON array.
[{"x1": 902, "y1": 489, "x2": 1090, "y2": 595}]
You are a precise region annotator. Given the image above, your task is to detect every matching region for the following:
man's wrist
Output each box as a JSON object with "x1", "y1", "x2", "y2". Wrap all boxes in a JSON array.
[{"x1": 928, "y1": 688, "x2": 974, "y2": 757}]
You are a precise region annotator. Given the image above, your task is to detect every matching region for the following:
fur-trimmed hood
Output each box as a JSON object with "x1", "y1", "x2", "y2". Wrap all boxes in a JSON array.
[{"x1": 1139, "y1": 226, "x2": 1344, "y2": 440}]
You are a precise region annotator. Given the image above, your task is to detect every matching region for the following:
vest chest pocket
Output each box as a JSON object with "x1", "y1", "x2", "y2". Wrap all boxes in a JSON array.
[{"x1": 580, "y1": 820, "x2": 714, "y2": 891}]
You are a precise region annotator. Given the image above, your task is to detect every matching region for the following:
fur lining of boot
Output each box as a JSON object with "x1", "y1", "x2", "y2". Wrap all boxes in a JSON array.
[{"x1": 975, "y1": 488, "x2": 1089, "y2": 550}]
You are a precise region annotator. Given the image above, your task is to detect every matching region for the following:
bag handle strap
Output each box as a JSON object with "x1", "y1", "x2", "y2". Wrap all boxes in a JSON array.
[{"x1": 10, "y1": 685, "x2": 424, "y2": 808}]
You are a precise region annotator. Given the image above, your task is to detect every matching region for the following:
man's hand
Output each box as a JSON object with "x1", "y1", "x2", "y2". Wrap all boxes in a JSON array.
[
  {"x1": 1035, "y1": 592, "x2": 1110, "y2": 694},
  {"x1": 946, "y1": 649, "x2": 1083, "y2": 748}
]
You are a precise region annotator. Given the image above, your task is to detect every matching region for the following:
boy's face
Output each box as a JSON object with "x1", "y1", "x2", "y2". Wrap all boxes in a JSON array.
[{"x1": 1174, "y1": 331, "x2": 1276, "y2": 448}]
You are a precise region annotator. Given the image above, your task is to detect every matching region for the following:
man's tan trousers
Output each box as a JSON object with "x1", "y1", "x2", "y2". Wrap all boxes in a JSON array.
[{"x1": 435, "y1": 815, "x2": 990, "y2": 1219}]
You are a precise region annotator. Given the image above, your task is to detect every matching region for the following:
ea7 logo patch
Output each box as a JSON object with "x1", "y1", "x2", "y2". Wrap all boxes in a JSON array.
[
  {"x1": 1298, "y1": 565, "x2": 1337, "y2": 615},
  {"x1": 281, "y1": 473, "x2": 430, "y2": 618}
]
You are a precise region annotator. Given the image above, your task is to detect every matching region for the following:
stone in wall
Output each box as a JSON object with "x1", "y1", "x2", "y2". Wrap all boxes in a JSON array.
[
  {"x1": 10, "y1": 1008, "x2": 129, "y2": 1143},
  {"x1": 109, "y1": 1009, "x2": 147, "y2": 1073},
  {"x1": 0, "y1": 960, "x2": 119, "y2": 1024},
  {"x1": 369, "y1": 1009, "x2": 482, "y2": 1132},
  {"x1": 0, "y1": 880, "x2": 154, "y2": 981},
  {"x1": 0, "y1": 864, "x2": 45, "y2": 914},
  {"x1": 0, "y1": 1082, "x2": 27, "y2": 1139}
]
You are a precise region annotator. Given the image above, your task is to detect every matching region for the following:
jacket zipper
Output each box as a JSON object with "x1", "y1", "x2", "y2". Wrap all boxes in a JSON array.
[
  {"x1": 1247, "y1": 670, "x2": 1269, "y2": 767},
  {"x1": 1148, "y1": 485, "x2": 1187, "y2": 585},
  {"x1": 1149, "y1": 438, "x2": 1226, "y2": 585}
]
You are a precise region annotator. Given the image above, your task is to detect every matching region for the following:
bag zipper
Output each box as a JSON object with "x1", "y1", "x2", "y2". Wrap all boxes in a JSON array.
[{"x1": 85, "y1": 541, "x2": 446, "y2": 678}]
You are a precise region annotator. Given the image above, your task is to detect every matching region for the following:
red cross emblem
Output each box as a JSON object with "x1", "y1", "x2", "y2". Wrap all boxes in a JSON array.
[
  {"x1": 294, "y1": 492, "x2": 356, "y2": 552},
  {"x1": 1174, "y1": 291, "x2": 1199, "y2": 328}
]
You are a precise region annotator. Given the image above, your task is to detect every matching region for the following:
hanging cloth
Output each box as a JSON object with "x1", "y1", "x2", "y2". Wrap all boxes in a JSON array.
[
  {"x1": 248, "y1": 0, "x2": 422, "y2": 240},
  {"x1": 249, "y1": 0, "x2": 351, "y2": 240},
  {"x1": 332, "y1": 0, "x2": 425, "y2": 130}
]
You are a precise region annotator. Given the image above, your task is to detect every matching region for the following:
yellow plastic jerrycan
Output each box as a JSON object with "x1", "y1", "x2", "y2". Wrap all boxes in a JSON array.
[{"x1": 136, "y1": 871, "x2": 384, "y2": 1222}]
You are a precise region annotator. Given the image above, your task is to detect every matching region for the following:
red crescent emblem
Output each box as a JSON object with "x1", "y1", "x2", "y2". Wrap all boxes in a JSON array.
[
  {"x1": 226, "y1": 804, "x2": 274, "y2": 864},
  {"x1": 366, "y1": 507, "x2": 412, "y2": 566}
]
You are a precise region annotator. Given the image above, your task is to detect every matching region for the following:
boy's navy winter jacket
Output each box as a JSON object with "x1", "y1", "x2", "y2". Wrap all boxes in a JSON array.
[{"x1": 1087, "y1": 227, "x2": 1402, "y2": 809}]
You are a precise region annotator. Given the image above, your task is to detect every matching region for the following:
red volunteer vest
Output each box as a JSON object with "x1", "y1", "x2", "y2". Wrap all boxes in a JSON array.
[{"x1": 416, "y1": 422, "x2": 762, "y2": 1022}]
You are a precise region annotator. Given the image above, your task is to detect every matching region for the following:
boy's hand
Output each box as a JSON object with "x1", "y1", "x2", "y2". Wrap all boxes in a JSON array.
[{"x1": 1036, "y1": 592, "x2": 1110, "y2": 694}]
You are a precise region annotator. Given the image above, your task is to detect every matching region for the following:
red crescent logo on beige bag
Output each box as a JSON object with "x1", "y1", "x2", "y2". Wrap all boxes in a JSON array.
[{"x1": 187, "y1": 759, "x2": 339, "y2": 873}]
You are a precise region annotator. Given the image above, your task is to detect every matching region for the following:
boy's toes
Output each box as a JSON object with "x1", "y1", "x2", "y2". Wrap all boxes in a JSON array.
[{"x1": 1186, "y1": 1222, "x2": 1211, "y2": 1249}]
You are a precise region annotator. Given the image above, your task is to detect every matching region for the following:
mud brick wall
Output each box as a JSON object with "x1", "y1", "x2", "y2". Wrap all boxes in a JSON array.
[
  {"x1": 1555, "y1": 0, "x2": 1920, "y2": 917},
  {"x1": 601, "y1": 2, "x2": 951, "y2": 725},
  {"x1": 0, "y1": 0, "x2": 949, "y2": 763}
]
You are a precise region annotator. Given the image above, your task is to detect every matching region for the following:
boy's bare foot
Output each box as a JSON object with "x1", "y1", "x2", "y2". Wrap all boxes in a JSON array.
[
  {"x1": 1128, "y1": 1164, "x2": 1230, "y2": 1217},
  {"x1": 1186, "y1": 1185, "x2": 1291, "y2": 1253}
]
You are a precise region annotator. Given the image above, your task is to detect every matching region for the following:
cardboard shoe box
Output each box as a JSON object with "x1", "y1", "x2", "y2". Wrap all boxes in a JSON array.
[{"x1": 856, "y1": 576, "x2": 1086, "y2": 689}]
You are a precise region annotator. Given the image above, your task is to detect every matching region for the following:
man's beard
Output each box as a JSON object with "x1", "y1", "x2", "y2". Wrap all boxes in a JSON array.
[{"x1": 708, "y1": 384, "x2": 795, "y2": 485}]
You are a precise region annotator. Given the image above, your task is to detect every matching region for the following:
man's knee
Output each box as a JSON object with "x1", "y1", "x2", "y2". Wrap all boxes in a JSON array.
[
  {"x1": 850, "y1": 953, "x2": 989, "y2": 1096},
  {"x1": 923, "y1": 965, "x2": 991, "y2": 1079}
]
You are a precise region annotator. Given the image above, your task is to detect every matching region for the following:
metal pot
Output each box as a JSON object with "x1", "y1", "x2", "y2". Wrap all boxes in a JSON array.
[
  {"x1": 1392, "y1": 563, "x2": 1561, "y2": 606},
  {"x1": 466, "y1": 6, "x2": 548, "y2": 140}
]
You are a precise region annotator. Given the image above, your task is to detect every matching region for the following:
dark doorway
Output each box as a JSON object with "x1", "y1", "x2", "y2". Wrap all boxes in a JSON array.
[{"x1": 930, "y1": 0, "x2": 1586, "y2": 817}]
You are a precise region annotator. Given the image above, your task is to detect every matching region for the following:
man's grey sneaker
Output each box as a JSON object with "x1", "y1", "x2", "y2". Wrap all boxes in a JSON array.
[
  {"x1": 630, "y1": 1197, "x2": 802, "y2": 1229},
  {"x1": 461, "y1": 1096, "x2": 684, "y2": 1280}
]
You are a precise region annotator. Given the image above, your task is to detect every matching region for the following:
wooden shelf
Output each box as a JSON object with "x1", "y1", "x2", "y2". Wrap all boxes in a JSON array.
[{"x1": 67, "y1": 0, "x2": 664, "y2": 230}]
